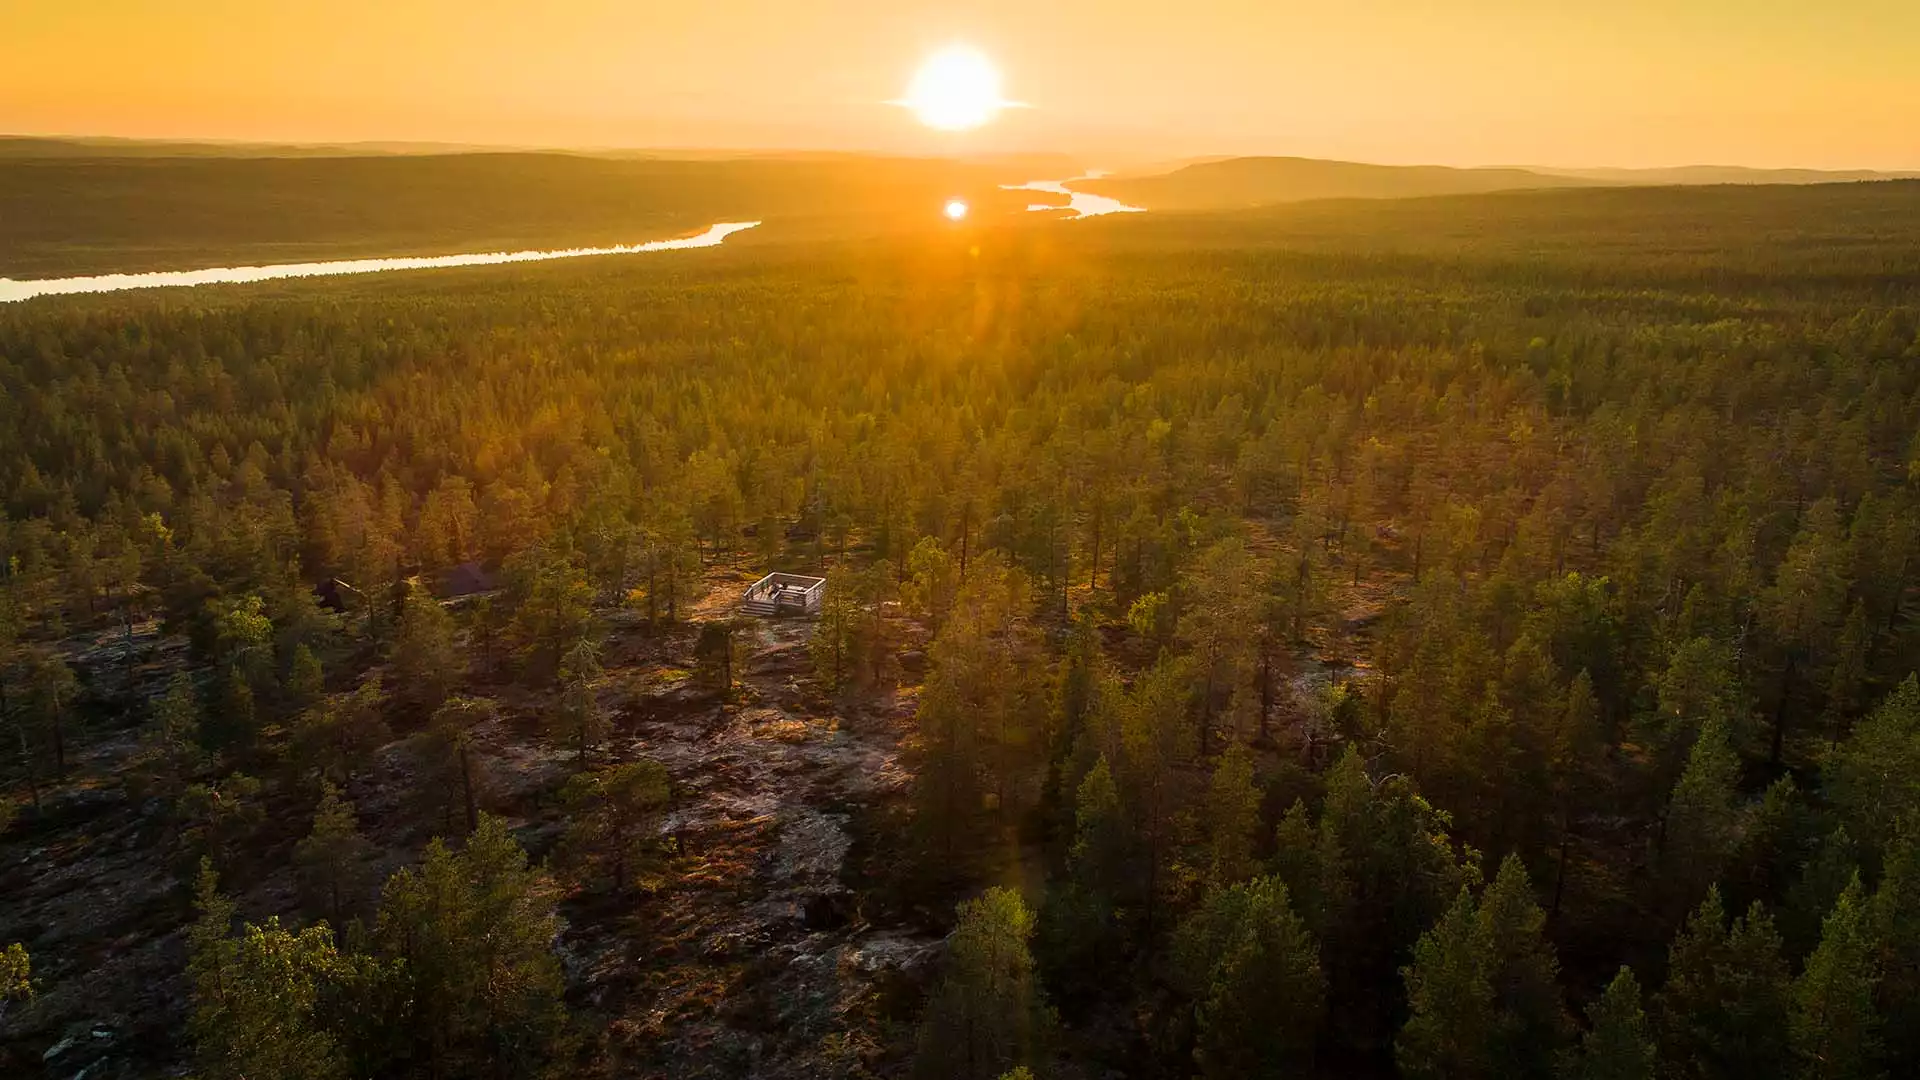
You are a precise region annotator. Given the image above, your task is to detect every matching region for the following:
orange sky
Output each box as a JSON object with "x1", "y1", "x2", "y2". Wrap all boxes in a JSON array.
[{"x1": 4, "y1": 0, "x2": 1917, "y2": 168}]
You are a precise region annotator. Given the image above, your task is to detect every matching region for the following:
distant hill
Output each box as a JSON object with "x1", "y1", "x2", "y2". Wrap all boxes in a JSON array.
[
  {"x1": 1079, "y1": 156, "x2": 1590, "y2": 211},
  {"x1": 1080, "y1": 180, "x2": 1920, "y2": 292},
  {"x1": 0, "y1": 136, "x2": 499, "y2": 159},
  {"x1": 1079, "y1": 156, "x2": 1920, "y2": 212},
  {"x1": 1533, "y1": 164, "x2": 1920, "y2": 185}
]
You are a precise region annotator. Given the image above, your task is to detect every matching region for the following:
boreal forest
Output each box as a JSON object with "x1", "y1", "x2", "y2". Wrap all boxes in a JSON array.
[{"x1": 3, "y1": 158, "x2": 1920, "y2": 1080}]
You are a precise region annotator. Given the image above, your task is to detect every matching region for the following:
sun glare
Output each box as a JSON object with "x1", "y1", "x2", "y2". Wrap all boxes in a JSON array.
[
  {"x1": 901, "y1": 45, "x2": 1012, "y2": 131},
  {"x1": 944, "y1": 199, "x2": 970, "y2": 221}
]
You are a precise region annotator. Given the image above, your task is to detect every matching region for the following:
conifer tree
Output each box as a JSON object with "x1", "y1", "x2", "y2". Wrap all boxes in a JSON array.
[
  {"x1": 371, "y1": 814, "x2": 569, "y2": 1079},
  {"x1": 1398, "y1": 886, "x2": 1495, "y2": 1080},
  {"x1": 131, "y1": 672, "x2": 205, "y2": 800},
  {"x1": 1662, "y1": 713, "x2": 1743, "y2": 917},
  {"x1": 25, "y1": 654, "x2": 77, "y2": 779},
  {"x1": 555, "y1": 759, "x2": 670, "y2": 894},
  {"x1": 1568, "y1": 967, "x2": 1656, "y2": 1080},
  {"x1": 1792, "y1": 874, "x2": 1881, "y2": 1080},
  {"x1": 1828, "y1": 676, "x2": 1920, "y2": 859},
  {"x1": 1869, "y1": 821, "x2": 1920, "y2": 1070},
  {"x1": 1204, "y1": 742, "x2": 1261, "y2": 886},
  {"x1": 188, "y1": 860, "x2": 349, "y2": 1080},
  {"x1": 291, "y1": 676, "x2": 390, "y2": 785},
  {"x1": 554, "y1": 636, "x2": 605, "y2": 768},
  {"x1": 1039, "y1": 754, "x2": 1133, "y2": 1003},
  {"x1": 1788, "y1": 827, "x2": 1861, "y2": 957},
  {"x1": 1656, "y1": 888, "x2": 1793, "y2": 1080},
  {"x1": 1477, "y1": 854, "x2": 1574, "y2": 1075},
  {"x1": 414, "y1": 697, "x2": 495, "y2": 834},
  {"x1": 287, "y1": 642, "x2": 324, "y2": 711},
  {"x1": 1398, "y1": 855, "x2": 1570, "y2": 1078},
  {"x1": 1067, "y1": 755, "x2": 1132, "y2": 904},
  {"x1": 1, "y1": 942, "x2": 29, "y2": 1005},
  {"x1": 293, "y1": 782, "x2": 375, "y2": 934},
  {"x1": 1173, "y1": 876, "x2": 1325, "y2": 1078},
  {"x1": 914, "y1": 887, "x2": 1052, "y2": 1080},
  {"x1": 390, "y1": 585, "x2": 459, "y2": 715}
]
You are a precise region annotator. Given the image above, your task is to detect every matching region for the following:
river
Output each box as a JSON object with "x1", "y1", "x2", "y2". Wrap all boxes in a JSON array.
[
  {"x1": 1, "y1": 175, "x2": 1145, "y2": 304},
  {"x1": 1001, "y1": 171, "x2": 1145, "y2": 219},
  {"x1": 0, "y1": 221, "x2": 762, "y2": 304}
]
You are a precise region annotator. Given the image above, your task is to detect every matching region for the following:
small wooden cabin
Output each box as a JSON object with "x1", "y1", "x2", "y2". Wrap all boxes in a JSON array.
[{"x1": 742, "y1": 572, "x2": 826, "y2": 617}]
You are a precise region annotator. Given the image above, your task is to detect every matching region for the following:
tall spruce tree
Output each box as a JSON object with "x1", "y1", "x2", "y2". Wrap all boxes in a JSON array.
[
  {"x1": 1568, "y1": 967, "x2": 1656, "y2": 1080},
  {"x1": 914, "y1": 887, "x2": 1053, "y2": 1080},
  {"x1": 1792, "y1": 874, "x2": 1881, "y2": 1080},
  {"x1": 1173, "y1": 875, "x2": 1325, "y2": 1078},
  {"x1": 1656, "y1": 888, "x2": 1793, "y2": 1080}
]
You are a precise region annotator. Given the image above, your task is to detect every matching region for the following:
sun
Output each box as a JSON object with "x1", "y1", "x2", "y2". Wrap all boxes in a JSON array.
[
  {"x1": 899, "y1": 45, "x2": 1014, "y2": 131},
  {"x1": 944, "y1": 199, "x2": 970, "y2": 221}
]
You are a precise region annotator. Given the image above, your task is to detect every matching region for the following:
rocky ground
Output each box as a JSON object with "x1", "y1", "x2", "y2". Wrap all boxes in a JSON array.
[
  {"x1": 566, "y1": 616, "x2": 941, "y2": 1079},
  {"x1": 0, "y1": 570, "x2": 944, "y2": 1080}
]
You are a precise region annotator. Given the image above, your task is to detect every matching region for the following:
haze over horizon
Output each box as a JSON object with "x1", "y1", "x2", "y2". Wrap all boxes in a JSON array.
[{"x1": 6, "y1": 0, "x2": 1919, "y2": 171}]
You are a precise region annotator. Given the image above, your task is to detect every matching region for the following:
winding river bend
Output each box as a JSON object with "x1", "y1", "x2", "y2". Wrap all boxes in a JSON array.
[
  {"x1": 0, "y1": 176, "x2": 1144, "y2": 304},
  {"x1": 1002, "y1": 172, "x2": 1145, "y2": 219},
  {"x1": 0, "y1": 221, "x2": 762, "y2": 304}
]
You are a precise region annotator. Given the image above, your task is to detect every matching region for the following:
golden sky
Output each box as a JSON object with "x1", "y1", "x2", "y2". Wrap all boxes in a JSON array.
[{"x1": 4, "y1": 0, "x2": 1917, "y2": 168}]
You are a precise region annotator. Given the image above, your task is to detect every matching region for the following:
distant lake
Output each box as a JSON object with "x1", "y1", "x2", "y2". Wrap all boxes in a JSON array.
[
  {"x1": 0, "y1": 221, "x2": 762, "y2": 304},
  {"x1": 1001, "y1": 173, "x2": 1145, "y2": 219}
]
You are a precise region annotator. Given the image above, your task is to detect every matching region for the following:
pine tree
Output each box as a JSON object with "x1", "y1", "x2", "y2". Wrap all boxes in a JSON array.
[
  {"x1": 1039, "y1": 755, "x2": 1132, "y2": 1005},
  {"x1": 1173, "y1": 876, "x2": 1325, "y2": 1078},
  {"x1": 1, "y1": 942, "x2": 29, "y2": 1004},
  {"x1": 293, "y1": 782, "x2": 375, "y2": 934},
  {"x1": 1662, "y1": 713, "x2": 1743, "y2": 917},
  {"x1": 1318, "y1": 746, "x2": 1468, "y2": 1057},
  {"x1": 1569, "y1": 967, "x2": 1656, "y2": 1080},
  {"x1": 1728, "y1": 776, "x2": 1815, "y2": 917},
  {"x1": 554, "y1": 636, "x2": 605, "y2": 768},
  {"x1": 287, "y1": 642, "x2": 325, "y2": 711},
  {"x1": 1656, "y1": 888, "x2": 1793, "y2": 1080},
  {"x1": 371, "y1": 814, "x2": 569, "y2": 1079},
  {"x1": 1869, "y1": 822, "x2": 1920, "y2": 1070},
  {"x1": 130, "y1": 672, "x2": 205, "y2": 800},
  {"x1": 290, "y1": 676, "x2": 390, "y2": 786},
  {"x1": 904, "y1": 536, "x2": 962, "y2": 635},
  {"x1": 1398, "y1": 855, "x2": 1570, "y2": 1079},
  {"x1": 555, "y1": 759, "x2": 670, "y2": 894},
  {"x1": 211, "y1": 665, "x2": 257, "y2": 755},
  {"x1": 914, "y1": 887, "x2": 1053, "y2": 1080},
  {"x1": 390, "y1": 585, "x2": 460, "y2": 716},
  {"x1": 1067, "y1": 755, "x2": 1132, "y2": 904},
  {"x1": 1788, "y1": 827, "x2": 1861, "y2": 957},
  {"x1": 1822, "y1": 600, "x2": 1870, "y2": 744},
  {"x1": 1269, "y1": 800, "x2": 1320, "y2": 920},
  {"x1": 1204, "y1": 742, "x2": 1261, "y2": 886},
  {"x1": 1828, "y1": 676, "x2": 1920, "y2": 859},
  {"x1": 1549, "y1": 668, "x2": 1605, "y2": 919},
  {"x1": 1177, "y1": 538, "x2": 1261, "y2": 755},
  {"x1": 187, "y1": 860, "x2": 349, "y2": 1080},
  {"x1": 1477, "y1": 854, "x2": 1573, "y2": 1075},
  {"x1": 179, "y1": 771, "x2": 266, "y2": 874},
  {"x1": 1398, "y1": 886, "x2": 1495, "y2": 1080},
  {"x1": 414, "y1": 697, "x2": 495, "y2": 834},
  {"x1": 1793, "y1": 874, "x2": 1881, "y2": 1080},
  {"x1": 25, "y1": 654, "x2": 77, "y2": 779},
  {"x1": 694, "y1": 619, "x2": 744, "y2": 696}
]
